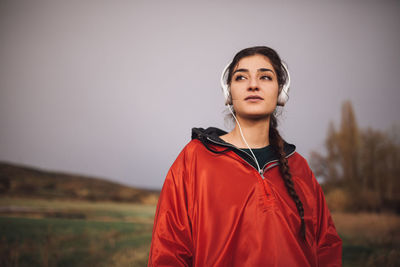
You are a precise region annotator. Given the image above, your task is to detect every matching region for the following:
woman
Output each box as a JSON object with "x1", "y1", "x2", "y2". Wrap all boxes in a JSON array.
[{"x1": 148, "y1": 46, "x2": 342, "y2": 266}]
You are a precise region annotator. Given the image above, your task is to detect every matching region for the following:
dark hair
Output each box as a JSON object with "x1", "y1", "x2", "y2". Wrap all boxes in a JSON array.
[{"x1": 226, "y1": 46, "x2": 306, "y2": 241}]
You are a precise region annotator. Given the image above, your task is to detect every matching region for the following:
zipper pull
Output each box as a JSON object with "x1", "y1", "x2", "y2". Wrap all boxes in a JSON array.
[{"x1": 259, "y1": 169, "x2": 264, "y2": 177}]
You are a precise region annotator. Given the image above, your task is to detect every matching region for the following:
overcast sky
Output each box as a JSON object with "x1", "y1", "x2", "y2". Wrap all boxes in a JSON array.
[{"x1": 1, "y1": 0, "x2": 399, "y2": 189}]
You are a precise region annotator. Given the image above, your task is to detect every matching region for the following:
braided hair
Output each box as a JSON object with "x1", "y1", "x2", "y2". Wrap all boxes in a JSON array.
[
  {"x1": 226, "y1": 46, "x2": 306, "y2": 241},
  {"x1": 269, "y1": 115, "x2": 306, "y2": 240}
]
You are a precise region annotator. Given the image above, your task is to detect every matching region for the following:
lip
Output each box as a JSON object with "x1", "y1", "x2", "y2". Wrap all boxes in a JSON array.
[{"x1": 244, "y1": 95, "x2": 264, "y2": 101}]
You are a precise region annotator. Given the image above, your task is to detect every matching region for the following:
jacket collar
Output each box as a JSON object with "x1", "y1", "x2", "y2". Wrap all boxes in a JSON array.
[{"x1": 191, "y1": 127, "x2": 296, "y2": 170}]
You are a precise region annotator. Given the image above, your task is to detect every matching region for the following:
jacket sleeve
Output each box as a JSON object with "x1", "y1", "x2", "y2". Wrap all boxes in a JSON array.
[
  {"x1": 314, "y1": 177, "x2": 343, "y2": 266},
  {"x1": 148, "y1": 151, "x2": 193, "y2": 267}
]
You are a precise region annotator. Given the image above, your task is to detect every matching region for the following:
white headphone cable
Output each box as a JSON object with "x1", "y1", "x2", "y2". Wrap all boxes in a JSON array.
[{"x1": 227, "y1": 105, "x2": 262, "y2": 174}]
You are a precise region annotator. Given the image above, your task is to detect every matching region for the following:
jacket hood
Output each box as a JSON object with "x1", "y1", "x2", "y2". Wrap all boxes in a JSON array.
[
  {"x1": 191, "y1": 127, "x2": 228, "y2": 142},
  {"x1": 191, "y1": 127, "x2": 296, "y2": 170}
]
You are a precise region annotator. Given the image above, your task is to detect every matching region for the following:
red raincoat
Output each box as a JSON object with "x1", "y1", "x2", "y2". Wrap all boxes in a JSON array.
[{"x1": 149, "y1": 127, "x2": 342, "y2": 266}]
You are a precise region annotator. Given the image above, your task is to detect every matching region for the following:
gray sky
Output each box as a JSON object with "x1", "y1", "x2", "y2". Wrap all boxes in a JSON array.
[{"x1": 1, "y1": 0, "x2": 399, "y2": 189}]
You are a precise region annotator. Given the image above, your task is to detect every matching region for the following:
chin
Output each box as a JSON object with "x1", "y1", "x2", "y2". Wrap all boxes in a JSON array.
[{"x1": 239, "y1": 112, "x2": 271, "y2": 120}]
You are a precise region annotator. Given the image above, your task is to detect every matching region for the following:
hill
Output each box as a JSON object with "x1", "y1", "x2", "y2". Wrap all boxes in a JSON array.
[{"x1": 0, "y1": 161, "x2": 159, "y2": 204}]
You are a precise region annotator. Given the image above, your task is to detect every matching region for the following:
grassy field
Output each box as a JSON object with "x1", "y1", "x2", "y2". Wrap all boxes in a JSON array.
[
  {"x1": 0, "y1": 197, "x2": 155, "y2": 266},
  {"x1": 0, "y1": 197, "x2": 399, "y2": 266}
]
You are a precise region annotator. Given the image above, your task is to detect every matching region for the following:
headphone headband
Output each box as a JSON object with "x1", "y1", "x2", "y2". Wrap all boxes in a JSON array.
[{"x1": 220, "y1": 61, "x2": 291, "y2": 106}]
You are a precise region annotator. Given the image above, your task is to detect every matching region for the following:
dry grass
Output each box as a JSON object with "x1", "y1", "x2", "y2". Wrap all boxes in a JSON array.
[
  {"x1": 333, "y1": 212, "x2": 400, "y2": 246},
  {"x1": 0, "y1": 196, "x2": 156, "y2": 223},
  {"x1": 107, "y1": 246, "x2": 150, "y2": 267},
  {"x1": 332, "y1": 212, "x2": 400, "y2": 267}
]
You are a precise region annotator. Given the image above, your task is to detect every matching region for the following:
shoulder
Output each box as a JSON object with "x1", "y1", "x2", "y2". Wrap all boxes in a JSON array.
[
  {"x1": 182, "y1": 139, "x2": 205, "y2": 154},
  {"x1": 288, "y1": 152, "x2": 313, "y2": 176},
  {"x1": 170, "y1": 139, "x2": 208, "y2": 169},
  {"x1": 288, "y1": 152, "x2": 322, "y2": 190},
  {"x1": 178, "y1": 139, "x2": 207, "y2": 159},
  {"x1": 165, "y1": 139, "x2": 212, "y2": 192}
]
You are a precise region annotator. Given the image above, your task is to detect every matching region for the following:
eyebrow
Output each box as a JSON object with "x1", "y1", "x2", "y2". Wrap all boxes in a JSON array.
[{"x1": 233, "y1": 68, "x2": 275, "y2": 75}]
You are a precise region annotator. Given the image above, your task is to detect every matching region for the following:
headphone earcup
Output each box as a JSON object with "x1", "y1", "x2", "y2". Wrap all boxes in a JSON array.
[
  {"x1": 277, "y1": 84, "x2": 289, "y2": 106},
  {"x1": 277, "y1": 61, "x2": 290, "y2": 106},
  {"x1": 220, "y1": 64, "x2": 232, "y2": 106}
]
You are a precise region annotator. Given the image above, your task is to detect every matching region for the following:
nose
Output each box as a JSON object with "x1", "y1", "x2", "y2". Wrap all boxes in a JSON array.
[{"x1": 248, "y1": 77, "x2": 259, "y2": 91}]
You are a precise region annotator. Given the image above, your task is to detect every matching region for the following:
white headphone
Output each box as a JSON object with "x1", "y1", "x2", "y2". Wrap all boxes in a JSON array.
[{"x1": 220, "y1": 61, "x2": 291, "y2": 106}]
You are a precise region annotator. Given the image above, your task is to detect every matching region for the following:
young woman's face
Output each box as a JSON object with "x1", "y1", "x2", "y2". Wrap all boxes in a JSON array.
[{"x1": 229, "y1": 54, "x2": 279, "y2": 120}]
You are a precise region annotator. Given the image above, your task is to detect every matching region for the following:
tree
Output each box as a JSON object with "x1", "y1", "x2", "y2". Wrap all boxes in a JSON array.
[{"x1": 311, "y1": 100, "x2": 400, "y2": 212}]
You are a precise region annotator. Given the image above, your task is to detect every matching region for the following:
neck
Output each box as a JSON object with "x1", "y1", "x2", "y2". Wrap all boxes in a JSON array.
[{"x1": 229, "y1": 115, "x2": 271, "y2": 149}]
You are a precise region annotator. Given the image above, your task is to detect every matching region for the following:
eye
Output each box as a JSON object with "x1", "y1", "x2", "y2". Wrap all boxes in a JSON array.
[
  {"x1": 260, "y1": 75, "x2": 272, "y2": 81},
  {"x1": 234, "y1": 75, "x2": 246, "y2": 81}
]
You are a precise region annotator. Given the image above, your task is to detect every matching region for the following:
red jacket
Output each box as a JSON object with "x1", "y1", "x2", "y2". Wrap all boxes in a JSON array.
[{"x1": 149, "y1": 127, "x2": 342, "y2": 266}]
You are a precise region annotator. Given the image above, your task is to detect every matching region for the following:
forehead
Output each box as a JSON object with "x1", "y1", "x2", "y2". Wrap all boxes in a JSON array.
[{"x1": 234, "y1": 54, "x2": 274, "y2": 71}]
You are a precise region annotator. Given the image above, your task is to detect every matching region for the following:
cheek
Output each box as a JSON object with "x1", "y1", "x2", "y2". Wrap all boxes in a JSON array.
[
  {"x1": 229, "y1": 85, "x2": 242, "y2": 100},
  {"x1": 264, "y1": 85, "x2": 279, "y2": 100},
  {"x1": 272, "y1": 83, "x2": 280, "y2": 97},
  {"x1": 273, "y1": 88, "x2": 280, "y2": 99}
]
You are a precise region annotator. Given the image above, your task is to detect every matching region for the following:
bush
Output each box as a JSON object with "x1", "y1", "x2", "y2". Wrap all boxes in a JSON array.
[{"x1": 325, "y1": 188, "x2": 350, "y2": 212}]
